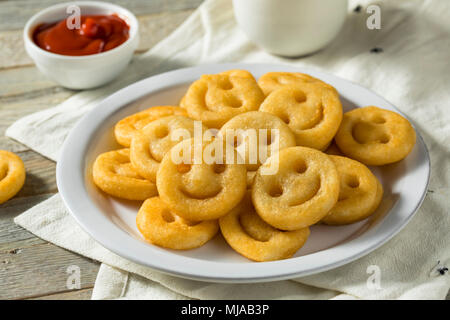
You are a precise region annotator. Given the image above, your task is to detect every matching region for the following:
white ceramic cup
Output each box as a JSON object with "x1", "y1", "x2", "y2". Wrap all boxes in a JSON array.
[
  {"x1": 23, "y1": 1, "x2": 139, "y2": 90},
  {"x1": 232, "y1": 0, "x2": 348, "y2": 57}
]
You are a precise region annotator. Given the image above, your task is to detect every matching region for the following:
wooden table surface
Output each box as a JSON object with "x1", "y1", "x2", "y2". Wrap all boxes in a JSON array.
[
  {"x1": 0, "y1": 0, "x2": 203, "y2": 300},
  {"x1": 1, "y1": 0, "x2": 448, "y2": 301}
]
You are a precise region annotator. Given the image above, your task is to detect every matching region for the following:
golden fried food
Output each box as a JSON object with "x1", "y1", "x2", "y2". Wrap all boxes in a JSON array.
[
  {"x1": 157, "y1": 138, "x2": 247, "y2": 221},
  {"x1": 114, "y1": 106, "x2": 187, "y2": 147},
  {"x1": 325, "y1": 142, "x2": 344, "y2": 156},
  {"x1": 182, "y1": 73, "x2": 265, "y2": 128},
  {"x1": 259, "y1": 84, "x2": 342, "y2": 150},
  {"x1": 219, "y1": 192, "x2": 310, "y2": 261},
  {"x1": 252, "y1": 146, "x2": 339, "y2": 230},
  {"x1": 220, "y1": 111, "x2": 296, "y2": 187},
  {"x1": 0, "y1": 150, "x2": 25, "y2": 204},
  {"x1": 335, "y1": 106, "x2": 416, "y2": 165},
  {"x1": 322, "y1": 156, "x2": 383, "y2": 225},
  {"x1": 137, "y1": 197, "x2": 219, "y2": 250},
  {"x1": 93, "y1": 149, "x2": 157, "y2": 200},
  {"x1": 257, "y1": 72, "x2": 336, "y2": 96},
  {"x1": 90, "y1": 70, "x2": 414, "y2": 259},
  {"x1": 130, "y1": 115, "x2": 205, "y2": 182},
  {"x1": 180, "y1": 70, "x2": 255, "y2": 108},
  {"x1": 219, "y1": 69, "x2": 255, "y2": 79},
  {"x1": 246, "y1": 171, "x2": 257, "y2": 187}
]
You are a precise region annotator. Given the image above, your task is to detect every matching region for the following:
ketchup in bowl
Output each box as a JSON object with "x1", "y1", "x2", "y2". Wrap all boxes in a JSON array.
[{"x1": 33, "y1": 14, "x2": 130, "y2": 56}]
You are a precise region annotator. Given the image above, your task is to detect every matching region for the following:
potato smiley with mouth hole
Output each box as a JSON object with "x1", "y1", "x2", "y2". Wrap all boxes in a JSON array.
[
  {"x1": 93, "y1": 149, "x2": 157, "y2": 200},
  {"x1": 258, "y1": 71, "x2": 336, "y2": 96},
  {"x1": 322, "y1": 155, "x2": 383, "y2": 225},
  {"x1": 114, "y1": 106, "x2": 187, "y2": 147},
  {"x1": 219, "y1": 69, "x2": 256, "y2": 80},
  {"x1": 252, "y1": 146, "x2": 340, "y2": 230},
  {"x1": 335, "y1": 106, "x2": 416, "y2": 166},
  {"x1": 130, "y1": 115, "x2": 207, "y2": 182},
  {"x1": 220, "y1": 192, "x2": 310, "y2": 261},
  {"x1": 180, "y1": 70, "x2": 257, "y2": 109},
  {"x1": 137, "y1": 197, "x2": 219, "y2": 250},
  {"x1": 182, "y1": 73, "x2": 265, "y2": 128},
  {"x1": 220, "y1": 111, "x2": 296, "y2": 187},
  {"x1": 259, "y1": 83, "x2": 342, "y2": 150},
  {"x1": 0, "y1": 150, "x2": 26, "y2": 204},
  {"x1": 157, "y1": 138, "x2": 247, "y2": 221}
]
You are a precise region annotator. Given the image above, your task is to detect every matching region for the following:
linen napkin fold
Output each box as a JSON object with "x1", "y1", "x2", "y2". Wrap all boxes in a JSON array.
[{"x1": 8, "y1": 0, "x2": 450, "y2": 299}]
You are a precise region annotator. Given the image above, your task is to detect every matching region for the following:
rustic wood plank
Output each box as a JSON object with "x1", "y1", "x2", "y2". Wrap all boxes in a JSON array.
[
  {"x1": 15, "y1": 150, "x2": 57, "y2": 197},
  {"x1": 136, "y1": 10, "x2": 195, "y2": 53},
  {"x1": 0, "y1": 0, "x2": 203, "y2": 31},
  {"x1": 0, "y1": 138, "x2": 28, "y2": 159},
  {"x1": 0, "y1": 9, "x2": 195, "y2": 70},
  {"x1": 0, "y1": 30, "x2": 29, "y2": 69},
  {"x1": 0, "y1": 66, "x2": 64, "y2": 98},
  {"x1": 0, "y1": 7, "x2": 194, "y2": 150},
  {"x1": 28, "y1": 288, "x2": 93, "y2": 300},
  {"x1": 0, "y1": 1, "x2": 203, "y2": 300},
  {"x1": 0, "y1": 82, "x2": 74, "y2": 152},
  {"x1": 0, "y1": 150, "x2": 57, "y2": 200},
  {"x1": 0, "y1": 242, "x2": 100, "y2": 300},
  {"x1": 0, "y1": 237, "x2": 46, "y2": 253},
  {"x1": 0, "y1": 194, "x2": 52, "y2": 248}
]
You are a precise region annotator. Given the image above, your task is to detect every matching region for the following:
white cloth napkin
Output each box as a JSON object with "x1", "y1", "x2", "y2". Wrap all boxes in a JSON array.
[{"x1": 8, "y1": 0, "x2": 450, "y2": 299}]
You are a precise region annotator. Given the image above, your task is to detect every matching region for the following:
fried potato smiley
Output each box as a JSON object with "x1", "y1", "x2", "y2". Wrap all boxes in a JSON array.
[
  {"x1": 252, "y1": 146, "x2": 340, "y2": 230},
  {"x1": 322, "y1": 155, "x2": 383, "y2": 225},
  {"x1": 220, "y1": 192, "x2": 310, "y2": 261},
  {"x1": 0, "y1": 150, "x2": 26, "y2": 204},
  {"x1": 93, "y1": 149, "x2": 157, "y2": 200},
  {"x1": 257, "y1": 72, "x2": 336, "y2": 96},
  {"x1": 335, "y1": 106, "x2": 416, "y2": 165},
  {"x1": 114, "y1": 106, "x2": 187, "y2": 147},
  {"x1": 137, "y1": 197, "x2": 219, "y2": 250},
  {"x1": 259, "y1": 83, "x2": 342, "y2": 150},
  {"x1": 182, "y1": 73, "x2": 265, "y2": 128},
  {"x1": 220, "y1": 111, "x2": 296, "y2": 187},
  {"x1": 130, "y1": 115, "x2": 206, "y2": 182},
  {"x1": 180, "y1": 69, "x2": 256, "y2": 108},
  {"x1": 157, "y1": 138, "x2": 247, "y2": 221}
]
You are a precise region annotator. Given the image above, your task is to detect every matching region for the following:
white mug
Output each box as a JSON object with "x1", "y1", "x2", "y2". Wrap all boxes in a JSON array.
[{"x1": 232, "y1": 0, "x2": 348, "y2": 57}]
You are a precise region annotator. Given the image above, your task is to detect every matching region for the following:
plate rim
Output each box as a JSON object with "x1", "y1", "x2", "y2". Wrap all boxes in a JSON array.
[{"x1": 56, "y1": 62, "x2": 431, "y2": 283}]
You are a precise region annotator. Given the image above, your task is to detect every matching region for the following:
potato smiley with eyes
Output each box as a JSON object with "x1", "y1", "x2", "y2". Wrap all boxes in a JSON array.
[
  {"x1": 156, "y1": 138, "x2": 247, "y2": 221},
  {"x1": 259, "y1": 83, "x2": 342, "y2": 150},
  {"x1": 220, "y1": 111, "x2": 296, "y2": 187},
  {"x1": 257, "y1": 71, "x2": 336, "y2": 96},
  {"x1": 335, "y1": 106, "x2": 416, "y2": 166},
  {"x1": 114, "y1": 106, "x2": 187, "y2": 147},
  {"x1": 180, "y1": 69, "x2": 256, "y2": 108},
  {"x1": 220, "y1": 192, "x2": 310, "y2": 262},
  {"x1": 93, "y1": 149, "x2": 157, "y2": 200},
  {"x1": 322, "y1": 156, "x2": 383, "y2": 225},
  {"x1": 130, "y1": 115, "x2": 207, "y2": 182},
  {"x1": 137, "y1": 197, "x2": 219, "y2": 250},
  {"x1": 182, "y1": 73, "x2": 265, "y2": 128},
  {"x1": 252, "y1": 146, "x2": 340, "y2": 230}
]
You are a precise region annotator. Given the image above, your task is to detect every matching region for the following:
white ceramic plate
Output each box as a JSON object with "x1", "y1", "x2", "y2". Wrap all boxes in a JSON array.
[{"x1": 57, "y1": 63, "x2": 430, "y2": 283}]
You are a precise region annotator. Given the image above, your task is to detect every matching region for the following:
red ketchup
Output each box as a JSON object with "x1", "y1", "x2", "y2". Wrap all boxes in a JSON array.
[{"x1": 33, "y1": 14, "x2": 130, "y2": 56}]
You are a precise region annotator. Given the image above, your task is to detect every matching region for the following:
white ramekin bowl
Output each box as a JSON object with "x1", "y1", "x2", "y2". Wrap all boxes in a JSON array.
[
  {"x1": 23, "y1": 1, "x2": 139, "y2": 90},
  {"x1": 232, "y1": 0, "x2": 348, "y2": 57}
]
